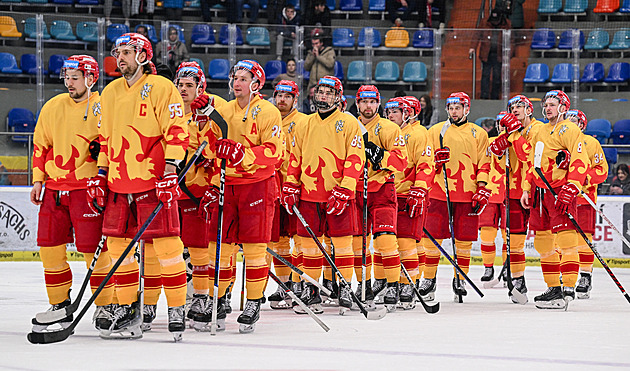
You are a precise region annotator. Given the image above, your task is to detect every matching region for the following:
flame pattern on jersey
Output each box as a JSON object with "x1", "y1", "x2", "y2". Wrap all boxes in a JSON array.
[
  {"x1": 505, "y1": 119, "x2": 544, "y2": 199},
  {"x1": 362, "y1": 114, "x2": 408, "y2": 192},
  {"x1": 200, "y1": 95, "x2": 284, "y2": 185},
  {"x1": 486, "y1": 136, "x2": 506, "y2": 203},
  {"x1": 286, "y1": 110, "x2": 366, "y2": 202},
  {"x1": 98, "y1": 74, "x2": 189, "y2": 193},
  {"x1": 579, "y1": 134, "x2": 608, "y2": 205},
  {"x1": 279, "y1": 109, "x2": 307, "y2": 183},
  {"x1": 523, "y1": 119, "x2": 588, "y2": 192},
  {"x1": 394, "y1": 121, "x2": 434, "y2": 195},
  {"x1": 427, "y1": 121, "x2": 490, "y2": 202},
  {"x1": 32, "y1": 92, "x2": 101, "y2": 190}
]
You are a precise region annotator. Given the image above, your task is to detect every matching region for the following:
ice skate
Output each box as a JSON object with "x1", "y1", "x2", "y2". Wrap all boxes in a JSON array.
[
  {"x1": 192, "y1": 296, "x2": 226, "y2": 332},
  {"x1": 354, "y1": 280, "x2": 376, "y2": 311},
  {"x1": 372, "y1": 278, "x2": 387, "y2": 304},
  {"x1": 509, "y1": 276, "x2": 528, "y2": 304},
  {"x1": 224, "y1": 291, "x2": 233, "y2": 314},
  {"x1": 563, "y1": 286, "x2": 575, "y2": 305},
  {"x1": 398, "y1": 283, "x2": 416, "y2": 310},
  {"x1": 168, "y1": 305, "x2": 185, "y2": 342},
  {"x1": 141, "y1": 304, "x2": 156, "y2": 331},
  {"x1": 238, "y1": 298, "x2": 262, "y2": 334},
  {"x1": 268, "y1": 281, "x2": 293, "y2": 309},
  {"x1": 93, "y1": 304, "x2": 115, "y2": 332},
  {"x1": 100, "y1": 301, "x2": 142, "y2": 339},
  {"x1": 534, "y1": 286, "x2": 566, "y2": 310},
  {"x1": 321, "y1": 278, "x2": 339, "y2": 306},
  {"x1": 338, "y1": 285, "x2": 354, "y2": 315},
  {"x1": 576, "y1": 272, "x2": 592, "y2": 299},
  {"x1": 187, "y1": 294, "x2": 207, "y2": 326},
  {"x1": 294, "y1": 283, "x2": 323, "y2": 315},
  {"x1": 417, "y1": 278, "x2": 436, "y2": 302},
  {"x1": 452, "y1": 277, "x2": 467, "y2": 302},
  {"x1": 383, "y1": 282, "x2": 399, "y2": 312},
  {"x1": 32, "y1": 299, "x2": 73, "y2": 333},
  {"x1": 480, "y1": 266, "x2": 494, "y2": 282}
]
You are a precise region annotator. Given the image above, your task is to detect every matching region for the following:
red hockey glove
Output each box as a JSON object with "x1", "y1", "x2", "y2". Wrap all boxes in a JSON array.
[
  {"x1": 280, "y1": 182, "x2": 301, "y2": 214},
  {"x1": 199, "y1": 185, "x2": 220, "y2": 219},
  {"x1": 326, "y1": 186, "x2": 353, "y2": 216},
  {"x1": 191, "y1": 94, "x2": 214, "y2": 124},
  {"x1": 194, "y1": 154, "x2": 214, "y2": 170},
  {"x1": 555, "y1": 183, "x2": 579, "y2": 214},
  {"x1": 434, "y1": 147, "x2": 450, "y2": 166},
  {"x1": 86, "y1": 173, "x2": 108, "y2": 214},
  {"x1": 406, "y1": 186, "x2": 428, "y2": 218},
  {"x1": 556, "y1": 149, "x2": 571, "y2": 170},
  {"x1": 471, "y1": 185, "x2": 492, "y2": 215},
  {"x1": 489, "y1": 132, "x2": 511, "y2": 157},
  {"x1": 215, "y1": 139, "x2": 245, "y2": 165},
  {"x1": 499, "y1": 113, "x2": 523, "y2": 134},
  {"x1": 155, "y1": 173, "x2": 181, "y2": 209}
]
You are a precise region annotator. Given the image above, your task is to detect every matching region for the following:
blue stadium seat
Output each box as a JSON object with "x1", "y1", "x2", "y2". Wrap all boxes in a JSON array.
[
  {"x1": 107, "y1": 23, "x2": 130, "y2": 43},
  {"x1": 76, "y1": 21, "x2": 98, "y2": 43},
  {"x1": 50, "y1": 20, "x2": 77, "y2": 41},
  {"x1": 358, "y1": 27, "x2": 381, "y2": 47},
  {"x1": 189, "y1": 57, "x2": 205, "y2": 74},
  {"x1": 369, "y1": 0, "x2": 385, "y2": 11},
  {"x1": 191, "y1": 24, "x2": 215, "y2": 45},
  {"x1": 557, "y1": 29, "x2": 585, "y2": 49},
  {"x1": 347, "y1": 60, "x2": 367, "y2": 81},
  {"x1": 327, "y1": 0, "x2": 336, "y2": 10},
  {"x1": 563, "y1": 0, "x2": 588, "y2": 12},
  {"x1": 264, "y1": 60, "x2": 285, "y2": 81},
  {"x1": 603, "y1": 148, "x2": 617, "y2": 171},
  {"x1": 208, "y1": 58, "x2": 230, "y2": 80},
  {"x1": 621, "y1": 0, "x2": 630, "y2": 12},
  {"x1": 24, "y1": 18, "x2": 51, "y2": 39},
  {"x1": 77, "y1": 0, "x2": 99, "y2": 4},
  {"x1": 523, "y1": 63, "x2": 549, "y2": 83},
  {"x1": 339, "y1": 0, "x2": 361, "y2": 11},
  {"x1": 584, "y1": 28, "x2": 609, "y2": 50},
  {"x1": 332, "y1": 28, "x2": 355, "y2": 47},
  {"x1": 531, "y1": 28, "x2": 556, "y2": 49},
  {"x1": 604, "y1": 62, "x2": 630, "y2": 82},
  {"x1": 48, "y1": 54, "x2": 67, "y2": 76},
  {"x1": 218, "y1": 25, "x2": 243, "y2": 45},
  {"x1": 611, "y1": 119, "x2": 630, "y2": 153},
  {"x1": 20, "y1": 54, "x2": 39, "y2": 74},
  {"x1": 246, "y1": 27, "x2": 270, "y2": 46},
  {"x1": 0, "y1": 52, "x2": 22, "y2": 74},
  {"x1": 584, "y1": 119, "x2": 612, "y2": 144},
  {"x1": 412, "y1": 29, "x2": 434, "y2": 48},
  {"x1": 609, "y1": 29, "x2": 630, "y2": 50},
  {"x1": 374, "y1": 61, "x2": 399, "y2": 82},
  {"x1": 135, "y1": 24, "x2": 159, "y2": 43},
  {"x1": 27, "y1": 0, "x2": 49, "y2": 3},
  {"x1": 538, "y1": 0, "x2": 562, "y2": 13},
  {"x1": 334, "y1": 60, "x2": 344, "y2": 81},
  {"x1": 580, "y1": 62, "x2": 605, "y2": 83},
  {"x1": 7, "y1": 108, "x2": 36, "y2": 143},
  {"x1": 402, "y1": 61, "x2": 427, "y2": 82},
  {"x1": 550, "y1": 63, "x2": 573, "y2": 83},
  {"x1": 52, "y1": 0, "x2": 74, "y2": 4}
]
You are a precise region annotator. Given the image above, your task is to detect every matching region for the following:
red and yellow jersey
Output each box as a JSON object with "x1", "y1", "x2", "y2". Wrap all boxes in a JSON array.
[
  {"x1": 579, "y1": 134, "x2": 608, "y2": 205},
  {"x1": 33, "y1": 92, "x2": 101, "y2": 191},
  {"x1": 395, "y1": 121, "x2": 433, "y2": 195},
  {"x1": 523, "y1": 119, "x2": 589, "y2": 192},
  {"x1": 279, "y1": 109, "x2": 307, "y2": 183},
  {"x1": 427, "y1": 121, "x2": 490, "y2": 202},
  {"x1": 200, "y1": 94, "x2": 284, "y2": 186},
  {"x1": 98, "y1": 74, "x2": 189, "y2": 194},
  {"x1": 506, "y1": 119, "x2": 544, "y2": 199},
  {"x1": 362, "y1": 114, "x2": 408, "y2": 192},
  {"x1": 286, "y1": 109, "x2": 366, "y2": 202},
  {"x1": 486, "y1": 136, "x2": 506, "y2": 203}
]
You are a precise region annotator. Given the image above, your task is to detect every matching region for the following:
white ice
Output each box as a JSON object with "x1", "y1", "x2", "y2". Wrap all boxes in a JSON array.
[{"x1": 1, "y1": 261, "x2": 629, "y2": 371}]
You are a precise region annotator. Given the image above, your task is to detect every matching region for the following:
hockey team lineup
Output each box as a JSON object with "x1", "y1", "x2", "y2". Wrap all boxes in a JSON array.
[{"x1": 24, "y1": 31, "x2": 630, "y2": 345}]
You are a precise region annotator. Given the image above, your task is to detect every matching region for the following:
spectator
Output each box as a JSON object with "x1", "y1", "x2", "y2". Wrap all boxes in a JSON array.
[
  {"x1": 272, "y1": 58, "x2": 299, "y2": 86},
  {"x1": 157, "y1": 26, "x2": 189, "y2": 71},
  {"x1": 131, "y1": 0, "x2": 154, "y2": 21},
  {"x1": 305, "y1": 0, "x2": 331, "y2": 36},
  {"x1": 135, "y1": 25, "x2": 157, "y2": 63},
  {"x1": 302, "y1": 85, "x2": 316, "y2": 114},
  {"x1": 418, "y1": 94, "x2": 435, "y2": 127},
  {"x1": 0, "y1": 161, "x2": 11, "y2": 186},
  {"x1": 509, "y1": 0, "x2": 525, "y2": 29},
  {"x1": 394, "y1": 90, "x2": 407, "y2": 97},
  {"x1": 481, "y1": 118, "x2": 499, "y2": 137},
  {"x1": 610, "y1": 164, "x2": 630, "y2": 195},
  {"x1": 274, "y1": 4, "x2": 301, "y2": 59},
  {"x1": 104, "y1": 0, "x2": 130, "y2": 26},
  {"x1": 386, "y1": 0, "x2": 416, "y2": 26},
  {"x1": 200, "y1": 0, "x2": 217, "y2": 22},
  {"x1": 226, "y1": 0, "x2": 260, "y2": 24},
  {"x1": 163, "y1": 0, "x2": 184, "y2": 21},
  {"x1": 304, "y1": 35, "x2": 335, "y2": 90},
  {"x1": 468, "y1": 8, "x2": 511, "y2": 100},
  {"x1": 417, "y1": 0, "x2": 445, "y2": 29}
]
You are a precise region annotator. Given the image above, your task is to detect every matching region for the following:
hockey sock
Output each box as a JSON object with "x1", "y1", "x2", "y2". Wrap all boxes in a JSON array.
[
  {"x1": 107, "y1": 237, "x2": 139, "y2": 305},
  {"x1": 416, "y1": 241, "x2": 425, "y2": 278},
  {"x1": 189, "y1": 245, "x2": 210, "y2": 295},
  {"x1": 40, "y1": 244, "x2": 72, "y2": 305},
  {"x1": 352, "y1": 235, "x2": 372, "y2": 281},
  {"x1": 143, "y1": 242, "x2": 163, "y2": 306},
  {"x1": 480, "y1": 227, "x2": 498, "y2": 267},
  {"x1": 154, "y1": 236, "x2": 186, "y2": 307},
  {"x1": 271, "y1": 236, "x2": 292, "y2": 282},
  {"x1": 510, "y1": 234, "x2": 527, "y2": 278},
  {"x1": 374, "y1": 234, "x2": 400, "y2": 283},
  {"x1": 208, "y1": 241, "x2": 234, "y2": 298},
  {"x1": 230, "y1": 250, "x2": 238, "y2": 290},
  {"x1": 373, "y1": 252, "x2": 385, "y2": 280},
  {"x1": 398, "y1": 238, "x2": 419, "y2": 284},
  {"x1": 557, "y1": 230, "x2": 579, "y2": 287},
  {"x1": 578, "y1": 233, "x2": 594, "y2": 273},
  {"x1": 291, "y1": 237, "x2": 304, "y2": 283},
  {"x1": 300, "y1": 236, "x2": 323, "y2": 283},
  {"x1": 501, "y1": 229, "x2": 507, "y2": 264},
  {"x1": 331, "y1": 235, "x2": 353, "y2": 282},
  {"x1": 421, "y1": 237, "x2": 440, "y2": 280},
  {"x1": 83, "y1": 250, "x2": 114, "y2": 306},
  {"x1": 243, "y1": 243, "x2": 269, "y2": 300},
  {"x1": 534, "y1": 230, "x2": 560, "y2": 287},
  {"x1": 454, "y1": 240, "x2": 472, "y2": 278}
]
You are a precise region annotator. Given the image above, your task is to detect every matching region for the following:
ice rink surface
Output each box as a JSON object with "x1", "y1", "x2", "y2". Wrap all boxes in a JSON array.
[{"x1": 1, "y1": 261, "x2": 629, "y2": 371}]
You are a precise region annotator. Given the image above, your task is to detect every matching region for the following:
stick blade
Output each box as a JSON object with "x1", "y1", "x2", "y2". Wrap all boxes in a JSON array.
[
  {"x1": 366, "y1": 307, "x2": 387, "y2": 320},
  {"x1": 27, "y1": 328, "x2": 72, "y2": 344},
  {"x1": 483, "y1": 277, "x2": 502, "y2": 289},
  {"x1": 509, "y1": 289, "x2": 528, "y2": 305},
  {"x1": 534, "y1": 141, "x2": 544, "y2": 168},
  {"x1": 423, "y1": 302, "x2": 440, "y2": 314},
  {"x1": 34, "y1": 306, "x2": 73, "y2": 324}
]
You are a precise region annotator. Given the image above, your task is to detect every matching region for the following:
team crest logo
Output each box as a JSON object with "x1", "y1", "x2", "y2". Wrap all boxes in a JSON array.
[
  {"x1": 335, "y1": 120, "x2": 344, "y2": 133},
  {"x1": 140, "y1": 83, "x2": 152, "y2": 100},
  {"x1": 288, "y1": 121, "x2": 295, "y2": 134},
  {"x1": 404, "y1": 133, "x2": 410, "y2": 144},
  {"x1": 251, "y1": 105, "x2": 261, "y2": 120},
  {"x1": 374, "y1": 123, "x2": 382, "y2": 136},
  {"x1": 471, "y1": 127, "x2": 477, "y2": 138},
  {"x1": 558, "y1": 124, "x2": 568, "y2": 135},
  {"x1": 92, "y1": 102, "x2": 101, "y2": 116}
]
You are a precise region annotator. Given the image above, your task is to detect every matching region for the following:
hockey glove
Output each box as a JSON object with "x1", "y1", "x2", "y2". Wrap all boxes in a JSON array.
[
  {"x1": 195, "y1": 154, "x2": 214, "y2": 170},
  {"x1": 86, "y1": 173, "x2": 108, "y2": 214},
  {"x1": 434, "y1": 147, "x2": 450, "y2": 166},
  {"x1": 191, "y1": 94, "x2": 214, "y2": 124},
  {"x1": 499, "y1": 113, "x2": 523, "y2": 134},
  {"x1": 406, "y1": 186, "x2": 428, "y2": 218},
  {"x1": 326, "y1": 185, "x2": 353, "y2": 216},
  {"x1": 215, "y1": 139, "x2": 245, "y2": 165},
  {"x1": 89, "y1": 140, "x2": 100, "y2": 161},
  {"x1": 555, "y1": 183, "x2": 579, "y2": 214},
  {"x1": 365, "y1": 141, "x2": 385, "y2": 171},
  {"x1": 155, "y1": 173, "x2": 181, "y2": 209},
  {"x1": 199, "y1": 185, "x2": 220, "y2": 219},
  {"x1": 488, "y1": 132, "x2": 511, "y2": 157},
  {"x1": 280, "y1": 182, "x2": 301, "y2": 214},
  {"x1": 556, "y1": 149, "x2": 571, "y2": 170},
  {"x1": 471, "y1": 185, "x2": 492, "y2": 215}
]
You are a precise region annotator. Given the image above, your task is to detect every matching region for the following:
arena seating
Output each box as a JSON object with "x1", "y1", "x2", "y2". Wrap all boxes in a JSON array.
[
  {"x1": 531, "y1": 28, "x2": 556, "y2": 49},
  {"x1": 523, "y1": 63, "x2": 549, "y2": 83},
  {"x1": 24, "y1": 17, "x2": 51, "y2": 39},
  {"x1": 191, "y1": 24, "x2": 215, "y2": 45},
  {"x1": 593, "y1": 0, "x2": 620, "y2": 13},
  {"x1": 357, "y1": 27, "x2": 381, "y2": 47},
  {"x1": 611, "y1": 119, "x2": 630, "y2": 153},
  {"x1": 246, "y1": 27, "x2": 270, "y2": 46},
  {"x1": 0, "y1": 16, "x2": 22, "y2": 37},
  {"x1": 374, "y1": 61, "x2": 399, "y2": 82},
  {"x1": 564, "y1": 0, "x2": 588, "y2": 13},
  {"x1": 218, "y1": 25, "x2": 243, "y2": 45},
  {"x1": 6, "y1": 107, "x2": 35, "y2": 143},
  {"x1": 208, "y1": 58, "x2": 230, "y2": 80},
  {"x1": 346, "y1": 60, "x2": 366, "y2": 81},
  {"x1": 0, "y1": 52, "x2": 22, "y2": 74},
  {"x1": 402, "y1": 61, "x2": 427, "y2": 82},
  {"x1": 107, "y1": 23, "x2": 129, "y2": 43},
  {"x1": 585, "y1": 118, "x2": 612, "y2": 144},
  {"x1": 604, "y1": 62, "x2": 630, "y2": 82},
  {"x1": 50, "y1": 20, "x2": 77, "y2": 41},
  {"x1": 103, "y1": 56, "x2": 121, "y2": 77},
  {"x1": 580, "y1": 62, "x2": 605, "y2": 83},
  {"x1": 135, "y1": 24, "x2": 159, "y2": 43},
  {"x1": 584, "y1": 28, "x2": 610, "y2": 50},
  {"x1": 76, "y1": 21, "x2": 98, "y2": 42},
  {"x1": 332, "y1": 28, "x2": 355, "y2": 48},
  {"x1": 609, "y1": 29, "x2": 630, "y2": 49},
  {"x1": 550, "y1": 63, "x2": 572, "y2": 83},
  {"x1": 412, "y1": 29, "x2": 433, "y2": 48}
]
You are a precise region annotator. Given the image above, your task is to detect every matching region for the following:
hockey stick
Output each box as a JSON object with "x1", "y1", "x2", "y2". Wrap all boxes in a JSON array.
[
  {"x1": 533, "y1": 142, "x2": 630, "y2": 304},
  {"x1": 27, "y1": 142, "x2": 207, "y2": 344},
  {"x1": 438, "y1": 122, "x2": 462, "y2": 303},
  {"x1": 580, "y1": 190, "x2": 630, "y2": 250},
  {"x1": 293, "y1": 205, "x2": 387, "y2": 320},
  {"x1": 505, "y1": 151, "x2": 527, "y2": 304},
  {"x1": 399, "y1": 264, "x2": 439, "y2": 313},
  {"x1": 268, "y1": 270, "x2": 330, "y2": 332},
  {"x1": 483, "y1": 260, "x2": 507, "y2": 289},
  {"x1": 138, "y1": 240, "x2": 145, "y2": 329},
  {"x1": 422, "y1": 227, "x2": 484, "y2": 298},
  {"x1": 240, "y1": 252, "x2": 245, "y2": 311},
  {"x1": 359, "y1": 122, "x2": 369, "y2": 302},
  {"x1": 266, "y1": 247, "x2": 332, "y2": 295},
  {"x1": 33, "y1": 235, "x2": 106, "y2": 324}
]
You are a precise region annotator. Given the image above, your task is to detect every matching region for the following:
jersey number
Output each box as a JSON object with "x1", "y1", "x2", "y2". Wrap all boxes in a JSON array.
[
  {"x1": 351, "y1": 135, "x2": 363, "y2": 149},
  {"x1": 169, "y1": 103, "x2": 183, "y2": 119},
  {"x1": 421, "y1": 145, "x2": 432, "y2": 157},
  {"x1": 393, "y1": 135, "x2": 405, "y2": 146},
  {"x1": 271, "y1": 125, "x2": 281, "y2": 138}
]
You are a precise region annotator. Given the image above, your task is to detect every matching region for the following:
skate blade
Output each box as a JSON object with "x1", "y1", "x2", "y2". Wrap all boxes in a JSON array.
[
  {"x1": 398, "y1": 301, "x2": 416, "y2": 310},
  {"x1": 293, "y1": 303, "x2": 323, "y2": 314},
  {"x1": 534, "y1": 299, "x2": 567, "y2": 310},
  {"x1": 509, "y1": 290, "x2": 528, "y2": 305},
  {"x1": 453, "y1": 294, "x2": 466, "y2": 303},
  {"x1": 140, "y1": 323, "x2": 152, "y2": 331},
  {"x1": 338, "y1": 307, "x2": 349, "y2": 316},
  {"x1": 270, "y1": 300, "x2": 293, "y2": 309},
  {"x1": 239, "y1": 323, "x2": 256, "y2": 334},
  {"x1": 576, "y1": 291, "x2": 590, "y2": 299},
  {"x1": 99, "y1": 325, "x2": 143, "y2": 340},
  {"x1": 384, "y1": 304, "x2": 397, "y2": 313},
  {"x1": 172, "y1": 331, "x2": 183, "y2": 342},
  {"x1": 366, "y1": 306, "x2": 387, "y2": 320},
  {"x1": 192, "y1": 319, "x2": 225, "y2": 332},
  {"x1": 420, "y1": 292, "x2": 435, "y2": 302},
  {"x1": 321, "y1": 298, "x2": 339, "y2": 307}
]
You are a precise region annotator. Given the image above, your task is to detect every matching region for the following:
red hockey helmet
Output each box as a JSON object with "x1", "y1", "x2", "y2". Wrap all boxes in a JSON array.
[
  {"x1": 404, "y1": 96, "x2": 422, "y2": 117},
  {"x1": 496, "y1": 111, "x2": 508, "y2": 121},
  {"x1": 339, "y1": 94, "x2": 347, "y2": 111},
  {"x1": 111, "y1": 33, "x2": 153, "y2": 64},
  {"x1": 385, "y1": 97, "x2": 414, "y2": 122},
  {"x1": 61, "y1": 54, "x2": 99, "y2": 83},
  {"x1": 175, "y1": 61, "x2": 206, "y2": 92},
  {"x1": 507, "y1": 94, "x2": 533, "y2": 113},
  {"x1": 446, "y1": 92, "x2": 471, "y2": 108},
  {"x1": 230, "y1": 59, "x2": 266, "y2": 89},
  {"x1": 543, "y1": 90, "x2": 571, "y2": 111},
  {"x1": 274, "y1": 79, "x2": 300, "y2": 99},
  {"x1": 356, "y1": 85, "x2": 380, "y2": 104},
  {"x1": 317, "y1": 75, "x2": 343, "y2": 96},
  {"x1": 566, "y1": 109, "x2": 587, "y2": 130}
]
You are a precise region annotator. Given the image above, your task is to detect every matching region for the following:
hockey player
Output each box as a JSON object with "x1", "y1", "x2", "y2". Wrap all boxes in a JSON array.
[
  {"x1": 196, "y1": 60, "x2": 284, "y2": 333},
  {"x1": 565, "y1": 109, "x2": 608, "y2": 299},
  {"x1": 281, "y1": 76, "x2": 366, "y2": 314},
  {"x1": 386, "y1": 97, "x2": 433, "y2": 309},
  {"x1": 418, "y1": 92, "x2": 490, "y2": 302},
  {"x1": 31, "y1": 55, "x2": 115, "y2": 333},
  {"x1": 519, "y1": 90, "x2": 589, "y2": 309},
  {"x1": 268, "y1": 80, "x2": 306, "y2": 310},
  {"x1": 90, "y1": 33, "x2": 189, "y2": 339}
]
